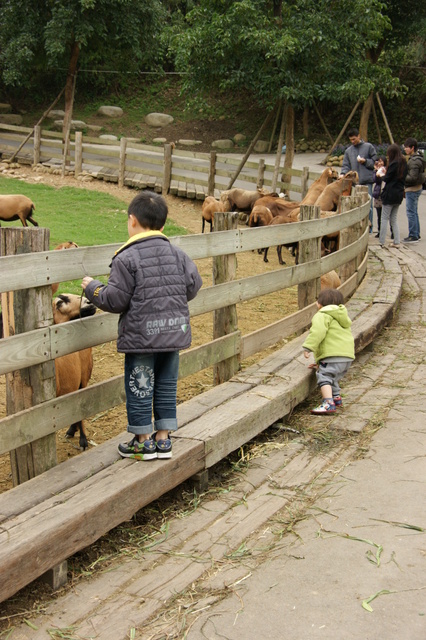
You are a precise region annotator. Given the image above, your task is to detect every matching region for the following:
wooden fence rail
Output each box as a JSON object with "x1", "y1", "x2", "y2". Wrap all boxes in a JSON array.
[
  {"x1": 0, "y1": 194, "x2": 370, "y2": 460},
  {"x1": 0, "y1": 123, "x2": 320, "y2": 199}
]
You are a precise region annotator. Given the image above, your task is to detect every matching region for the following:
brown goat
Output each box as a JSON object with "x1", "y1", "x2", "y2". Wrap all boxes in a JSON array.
[
  {"x1": 201, "y1": 196, "x2": 224, "y2": 233},
  {"x1": 53, "y1": 293, "x2": 97, "y2": 450},
  {"x1": 320, "y1": 270, "x2": 341, "y2": 290},
  {"x1": 315, "y1": 171, "x2": 358, "y2": 213},
  {"x1": 248, "y1": 205, "x2": 273, "y2": 228},
  {"x1": 51, "y1": 241, "x2": 79, "y2": 294},
  {"x1": 220, "y1": 187, "x2": 270, "y2": 212},
  {"x1": 0, "y1": 195, "x2": 38, "y2": 227}
]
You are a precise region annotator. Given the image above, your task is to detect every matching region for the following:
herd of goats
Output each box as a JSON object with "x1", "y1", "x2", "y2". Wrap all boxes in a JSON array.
[{"x1": 201, "y1": 167, "x2": 360, "y2": 266}]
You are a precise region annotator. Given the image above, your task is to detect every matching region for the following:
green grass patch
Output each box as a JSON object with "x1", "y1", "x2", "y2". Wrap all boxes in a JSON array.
[{"x1": 0, "y1": 176, "x2": 188, "y2": 294}]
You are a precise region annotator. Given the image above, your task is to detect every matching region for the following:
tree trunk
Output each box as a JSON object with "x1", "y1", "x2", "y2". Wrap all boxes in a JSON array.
[
  {"x1": 62, "y1": 41, "x2": 80, "y2": 141},
  {"x1": 281, "y1": 104, "x2": 295, "y2": 195},
  {"x1": 359, "y1": 92, "x2": 374, "y2": 141}
]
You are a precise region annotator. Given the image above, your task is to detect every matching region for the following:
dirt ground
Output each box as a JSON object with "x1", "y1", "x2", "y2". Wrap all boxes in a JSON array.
[{"x1": 0, "y1": 166, "x2": 299, "y2": 493}]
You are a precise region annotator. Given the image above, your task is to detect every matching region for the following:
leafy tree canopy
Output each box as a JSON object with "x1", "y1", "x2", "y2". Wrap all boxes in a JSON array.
[
  {"x1": 0, "y1": 0, "x2": 166, "y2": 87},
  {"x1": 168, "y1": 0, "x2": 407, "y2": 108}
]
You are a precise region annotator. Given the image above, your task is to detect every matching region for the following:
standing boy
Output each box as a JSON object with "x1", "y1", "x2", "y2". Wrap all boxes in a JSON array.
[
  {"x1": 302, "y1": 288, "x2": 355, "y2": 415},
  {"x1": 82, "y1": 191, "x2": 202, "y2": 460},
  {"x1": 403, "y1": 138, "x2": 425, "y2": 243}
]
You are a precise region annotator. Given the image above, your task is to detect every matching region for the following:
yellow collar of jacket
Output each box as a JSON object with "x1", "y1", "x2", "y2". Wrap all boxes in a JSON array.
[{"x1": 115, "y1": 230, "x2": 167, "y2": 256}]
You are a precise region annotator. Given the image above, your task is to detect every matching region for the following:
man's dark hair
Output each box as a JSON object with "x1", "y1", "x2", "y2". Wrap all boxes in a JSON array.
[
  {"x1": 317, "y1": 288, "x2": 344, "y2": 306},
  {"x1": 404, "y1": 137, "x2": 418, "y2": 151},
  {"x1": 128, "y1": 191, "x2": 168, "y2": 230},
  {"x1": 348, "y1": 128, "x2": 359, "y2": 138}
]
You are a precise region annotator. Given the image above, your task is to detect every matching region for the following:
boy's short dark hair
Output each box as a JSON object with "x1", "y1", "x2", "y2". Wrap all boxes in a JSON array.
[
  {"x1": 404, "y1": 137, "x2": 418, "y2": 151},
  {"x1": 128, "y1": 191, "x2": 168, "y2": 230},
  {"x1": 317, "y1": 288, "x2": 344, "y2": 306},
  {"x1": 348, "y1": 128, "x2": 359, "y2": 138}
]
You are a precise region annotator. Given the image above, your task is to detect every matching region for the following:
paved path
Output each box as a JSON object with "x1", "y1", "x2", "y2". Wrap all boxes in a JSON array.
[{"x1": 6, "y1": 242, "x2": 426, "y2": 639}]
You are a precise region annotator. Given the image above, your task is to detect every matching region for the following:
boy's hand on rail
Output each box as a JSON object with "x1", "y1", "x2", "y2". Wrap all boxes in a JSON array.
[
  {"x1": 81, "y1": 276, "x2": 93, "y2": 291},
  {"x1": 307, "y1": 363, "x2": 318, "y2": 370}
]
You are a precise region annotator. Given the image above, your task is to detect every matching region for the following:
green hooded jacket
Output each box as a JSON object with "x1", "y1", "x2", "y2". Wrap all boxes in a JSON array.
[{"x1": 302, "y1": 304, "x2": 355, "y2": 363}]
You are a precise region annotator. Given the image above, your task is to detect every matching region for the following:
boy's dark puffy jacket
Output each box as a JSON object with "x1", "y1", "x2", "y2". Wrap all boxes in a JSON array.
[
  {"x1": 405, "y1": 151, "x2": 425, "y2": 187},
  {"x1": 84, "y1": 232, "x2": 202, "y2": 353}
]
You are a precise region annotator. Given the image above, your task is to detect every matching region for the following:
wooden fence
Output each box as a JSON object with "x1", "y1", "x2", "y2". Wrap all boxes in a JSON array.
[
  {"x1": 0, "y1": 123, "x2": 316, "y2": 199},
  {"x1": 0, "y1": 191, "x2": 370, "y2": 485}
]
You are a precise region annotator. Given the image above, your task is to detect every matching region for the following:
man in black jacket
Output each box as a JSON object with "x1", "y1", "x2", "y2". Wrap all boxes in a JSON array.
[{"x1": 403, "y1": 138, "x2": 425, "y2": 243}]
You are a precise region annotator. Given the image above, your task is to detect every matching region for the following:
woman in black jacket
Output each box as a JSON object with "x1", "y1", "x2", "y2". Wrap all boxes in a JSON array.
[{"x1": 379, "y1": 144, "x2": 408, "y2": 248}]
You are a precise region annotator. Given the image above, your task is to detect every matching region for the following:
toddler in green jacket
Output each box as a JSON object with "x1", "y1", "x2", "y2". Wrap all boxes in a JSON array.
[{"x1": 303, "y1": 288, "x2": 355, "y2": 415}]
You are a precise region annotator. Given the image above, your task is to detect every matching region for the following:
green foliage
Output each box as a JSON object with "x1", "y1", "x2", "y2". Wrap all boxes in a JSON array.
[
  {"x1": 168, "y1": 0, "x2": 400, "y2": 107},
  {"x1": 0, "y1": 0, "x2": 166, "y2": 88}
]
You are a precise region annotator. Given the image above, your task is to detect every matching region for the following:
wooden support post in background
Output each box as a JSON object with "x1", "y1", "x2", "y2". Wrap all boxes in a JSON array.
[
  {"x1": 208, "y1": 151, "x2": 216, "y2": 196},
  {"x1": 298, "y1": 205, "x2": 321, "y2": 309},
  {"x1": 257, "y1": 158, "x2": 265, "y2": 189},
  {"x1": 162, "y1": 143, "x2": 172, "y2": 195},
  {"x1": 33, "y1": 125, "x2": 41, "y2": 166},
  {"x1": 119, "y1": 137, "x2": 127, "y2": 189},
  {"x1": 375, "y1": 93, "x2": 394, "y2": 144},
  {"x1": 74, "y1": 131, "x2": 83, "y2": 177},
  {"x1": 271, "y1": 105, "x2": 286, "y2": 192},
  {"x1": 322, "y1": 100, "x2": 361, "y2": 164},
  {"x1": 213, "y1": 212, "x2": 240, "y2": 384}
]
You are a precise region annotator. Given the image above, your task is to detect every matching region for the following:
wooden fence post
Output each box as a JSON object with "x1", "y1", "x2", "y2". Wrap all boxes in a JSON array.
[
  {"x1": 118, "y1": 137, "x2": 127, "y2": 188},
  {"x1": 208, "y1": 151, "x2": 216, "y2": 196},
  {"x1": 213, "y1": 212, "x2": 240, "y2": 384},
  {"x1": 0, "y1": 228, "x2": 57, "y2": 484},
  {"x1": 338, "y1": 195, "x2": 359, "y2": 282},
  {"x1": 257, "y1": 158, "x2": 265, "y2": 189},
  {"x1": 162, "y1": 143, "x2": 172, "y2": 195},
  {"x1": 301, "y1": 166, "x2": 309, "y2": 199},
  {"x1": 74, "y1": 131, "x2": 83, "y2": 177},
  {"x1": 298, "y1": 205, "x2": 321, "y2": 309},
  {"x1": 33, "y1": 125, "x2": 41, "y2": 165}
]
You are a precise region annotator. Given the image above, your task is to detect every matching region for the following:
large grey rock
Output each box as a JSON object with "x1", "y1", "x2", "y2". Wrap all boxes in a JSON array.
[
  {"x1": 212, "y1": 139, "x2": 234, "y2": 150},
  {"x1": 145, "y1": 113, "x2": 174, "y2": 127},
  {"x1": 233, "y1": 133, "x2": 246, "y2": 143},
  {"x1": 97, "y1": 106, "x2": 123, "y2": 117},
  {"x1": 99, "y1": 134, "x2": 118, "y2": 141},
  {"x1": 0, "y1": 114, "x2": 23, "y2": 125},
  {"x1": 0, "y1": 103, "x2": 12, "y2": 114},
  {"x1": 178, "y1": 139, "x2": 202, "y2": 146},
  {"x1": 253, "y1": 139, "x2": 269, "y2": 153},
  {"x1": 86, "y1": 124, "x2": 103, "y2": 132},
  {"x1": 153, "y1": 137, "x2": 168, "y2": 144},
  {"x1": 47, "y1": 109, "x2": 65, "y2": 118},
  {"x1": 52, "y1": 119, "x2": 87, "y2": 131}
]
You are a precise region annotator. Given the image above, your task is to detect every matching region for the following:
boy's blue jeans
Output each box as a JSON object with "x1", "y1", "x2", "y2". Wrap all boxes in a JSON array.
[
  {"x1": 124, "y1": 352, "x2": 179, "y2": 435},
  {"x1": 405, "y1": 189, "x2": 421, "y2": 239}
]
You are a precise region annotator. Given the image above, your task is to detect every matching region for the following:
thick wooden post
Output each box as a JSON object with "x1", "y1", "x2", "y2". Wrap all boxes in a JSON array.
[
  {"x1": 74, "y1": 131, "x2": 83, "y2": 177},
  {"x1": 208, "y1": 151, "x2": 216, "y2": 196},
  {"x1": 213, "y1": 212, "x2": 239, "y2": 384},
  {"x1": 257, "y1": 158, "x2": 265, "y2": 189},
  {"x1": 162, "y1": 143, "x2": 172, "y2": 195},
  {"x1": 301, "y1": 166, "x2": 309, "y2": 199},
  {"x1": 33, "y1": 125, "x2": 41, "y2": 165},
  {"x1": 271, "y1": 106, "x2": 286, "y2": 191},
  {"x1": 118, "y1": 137, "x2": 127, "y2": 188},
  {"x1": 298, "y1": 205, "x2": 321, "y2": 309},
  {"x1": 0, "y1": 228, "x2": 57, "y2": 484},
  {"x1": 338, "y1": 195, "x2": 358, "y2": 282}
]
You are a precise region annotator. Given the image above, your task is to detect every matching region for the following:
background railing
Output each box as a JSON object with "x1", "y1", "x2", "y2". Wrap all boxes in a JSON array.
[{"x1": 0, "y1": 123, "x2": 318, "y2": 198}]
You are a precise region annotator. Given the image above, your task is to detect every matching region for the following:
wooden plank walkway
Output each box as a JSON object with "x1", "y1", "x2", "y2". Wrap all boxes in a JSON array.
[{"x1": 0, "y1": 247, "x2": 401, "y2": 604}]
